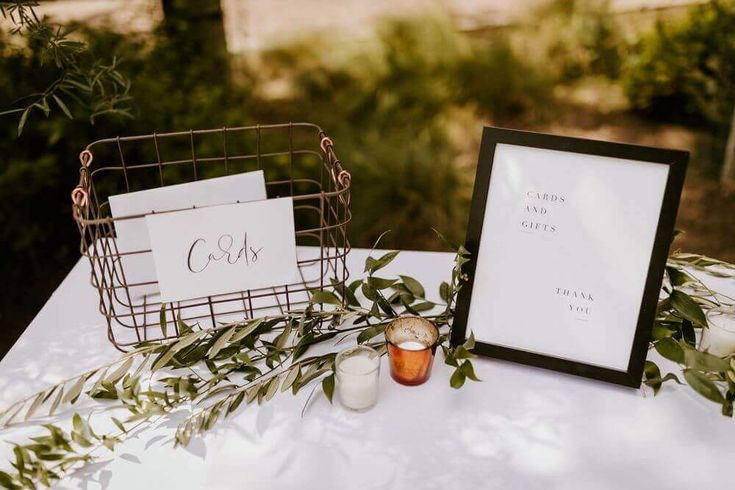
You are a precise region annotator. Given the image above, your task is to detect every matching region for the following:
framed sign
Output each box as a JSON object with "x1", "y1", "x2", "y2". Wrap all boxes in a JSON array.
[{"x1": 451, "y1": 127, "x2": 688, "y2": 387}]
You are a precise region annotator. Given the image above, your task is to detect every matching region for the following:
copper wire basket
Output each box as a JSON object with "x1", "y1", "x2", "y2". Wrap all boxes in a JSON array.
[{"x1": 71, "y1": 123, "x2": 351, "y2": 351}]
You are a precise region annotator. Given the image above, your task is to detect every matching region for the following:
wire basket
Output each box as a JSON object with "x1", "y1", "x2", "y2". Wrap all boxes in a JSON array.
[{"x1": 71, "y1": 123, "x2": 351, "y2": 351}]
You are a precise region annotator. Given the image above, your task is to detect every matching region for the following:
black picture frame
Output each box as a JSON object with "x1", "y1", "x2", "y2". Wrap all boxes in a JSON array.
[{"x1": 451, "y1": 127, "x2": 688, "y2": 387}]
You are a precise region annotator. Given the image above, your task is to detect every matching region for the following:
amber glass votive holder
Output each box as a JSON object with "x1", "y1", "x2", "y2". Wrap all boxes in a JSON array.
[{"x1": 385, "y1": 316, "x2": 439, "y2": 386}]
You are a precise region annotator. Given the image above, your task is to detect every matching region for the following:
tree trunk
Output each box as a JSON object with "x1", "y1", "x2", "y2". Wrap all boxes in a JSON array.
[
  {"x1": 160, "y1": 0, "x2": 229, "y2": 79},
  {"x1": 721, "y1": 103, "x2": 735, "y2": 193}
]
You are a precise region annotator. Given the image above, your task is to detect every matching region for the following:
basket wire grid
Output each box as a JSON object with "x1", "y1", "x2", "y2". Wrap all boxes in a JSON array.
[{"x1": 71, "y1": 122, "x2": 351, "y2": 351}]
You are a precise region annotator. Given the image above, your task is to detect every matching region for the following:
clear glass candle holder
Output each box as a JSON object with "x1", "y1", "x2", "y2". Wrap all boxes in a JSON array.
[
  {"x1": 385, "y1": 315, "x2": 439, "y2": 386},
  {"x1": 701, "y1": 307, "x2": 735, "y2": 357},
  {"x1": 335, "y1": 345, "x2": 381, "y2": 411}
]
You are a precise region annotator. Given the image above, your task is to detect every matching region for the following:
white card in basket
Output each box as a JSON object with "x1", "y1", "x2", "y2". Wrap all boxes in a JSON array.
[
  {"x1": 108, "y1": 171, "x2": 267, "y2": 297},
  {"x1": 145, "y1": 197, "x2": 299, "y2": 303}
]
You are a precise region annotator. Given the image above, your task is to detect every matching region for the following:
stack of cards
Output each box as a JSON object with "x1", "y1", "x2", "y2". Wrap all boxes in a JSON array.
[{"x1": 109, "y1": 170, "x2": 299, "y2": 306}]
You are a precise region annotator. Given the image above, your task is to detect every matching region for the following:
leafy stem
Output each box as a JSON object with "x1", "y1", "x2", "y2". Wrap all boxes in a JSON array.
[{"x1": 3, "y1": 246, "x2": 734, "y2": 489}]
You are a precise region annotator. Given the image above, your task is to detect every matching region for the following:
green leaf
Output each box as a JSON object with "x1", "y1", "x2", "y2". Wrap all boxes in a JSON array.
[
  {"x1": 17, "y1": 107, "x2": 30, "y2": 136},
  {"x1": 432, "y1": 228, "x2": 457, "y2": 252},
  {"x1": 227, "y1": 392, "x2": 245, "y2": 416},
  {"x1": 337, "y1": 282, "x2": 360, "y2": 307},
  {"x1": 654, "y1": 337, "x2": 684, "y2": 364},
  {"x1": 0, "y1": 470, "x2": 17, "y2": 489},
  {"x1": 49, "y1": 387, "x2": 64, "y2": 416},
  {"x1": 167, "y1": 330, "x2": 207, "y2": 359},
  {"x1": 151, "y1": 345, "x2": 178, "y2": 372},
  {"x1": 264, "y1": 376, "x2": 280, "y2": 401},
  {"x1": 208, "y1": 326, "x2": 237, "y2": 358},
  {"x1": 367, "y1": 277, "x2": 397, "y2": 290},
  {"x1": 656, "y1": 297, "x2": 672, "y2": 315},
  {"x1": 321, "y1": 374, "x2": 335, "y2": 403},
  {"x1": 643, "y1": 361, "x2": 663, "y2": 394},
  {"x1": 275, "y1": 321, "x2": 293, "y2": 350},
  {"x1": 111, "y1": 417, "x2": 127, "y2": 434},
  {"x1": 450, "y1": 368, "x2": 466, "y2": 389},
  {"x1": 24, "y1": 392, "x2": 45, "y2": 421},
  {"x1": 63, "y1": 375, "x2": 87, "y2": 405},
  {"x1": 666, "y1": 267, "x2": 692, "y2": 287},
  {"x1": 105, "y1": 357, "x2": 134, "y2": 385},
  {"x1": 651, "y1": 322, "x2": 675, "y2": 340},
  {"x1": 442, "y1": 345, "x2": 458, "y2": 367},
  {"x1": 365, "y1": 250, "x2": 399, "y2": 274},
  {"x1": 661, "y1": 372, "x2": 682, "y2": 385},
  {"x1": 683, "y1": 370, "x2": 725, "y2": 404},
  {"x1": 159, "y1": 304, "x2": 168, "y2": 338},
  {"x1": 361, "y1": 283, "x2": 378, "y2": 301},
  {"x1": 439, "y1": 282, "x2": 450, "y2": 302},
  {"x1": 71, "y1": 431, "x2": 92, "y2": 448},
  {"x1": 464, "y1": 332, "x2": 476, "y2": 350},
  {"x1": 177, "y1": 315, "x2": 193, "y2": 335},
  {"x1": 453, "y1": 345, "x2": 476, "y2": 360},
  {"x1": 459, "y1": 361, "x2": 480, "y2": 381},
  {"x1": 281, "y1": 365, "x2": 300, "y2": 392},
  {"x1": 231, "y1": 318, "x2": 264, "y2": 343},
  {"x1": 72, "y1": 413, "x2": 89, "y2": 438},
  {"x1": 52, "y1": 94, "x2": 73, "y2": 119},
  {"x1": 410, "y1": 301, "x2": 435, "y2": 312},
  {"x1": 670, "y1": 290, "x2": 707, "y2": 327},
  {"x1": 400, "y1": 295, "x2": 419, "y2": 315},
  {"x1": 722, "y1": 399, "x2": 733, "y2": 417},
  {"x1": 681, "y1": 320, "x2": 696, "y2": 347},
  {"x1": 310, "y1": 290, "x2": 342, "y2": 305},
  {"x1": 399, "y1": 275, "x2": 425, "y2": 298},
  {"x1": 376, "y1": 296, "x2": 395, "y2": 317},
  {"x1": 683, "y1": 347, "x2": 730, "y2": 372},
  {"x1": 246, "y1": 384, "x2": 260, "y2": 404},
  {"x1": 357, "y1": 324, "x2": 386, "y2": 344}
]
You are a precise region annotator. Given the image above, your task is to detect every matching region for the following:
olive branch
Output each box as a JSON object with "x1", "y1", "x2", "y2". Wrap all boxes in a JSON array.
[
  {"x1": 0, "y1": 244, "x2": 474, "y2": 489},
  {"x1": 0, "y1": 245, "x2": 733, "y2": 489}
]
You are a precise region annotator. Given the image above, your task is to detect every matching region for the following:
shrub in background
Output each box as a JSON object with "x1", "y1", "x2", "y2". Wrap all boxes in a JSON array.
[
  {"x1": 526, "y1": 0, "x2": 625, "y2": 82},
  {"x1": 622, "y1": 0, "x2": 735, "y2": 126},
  {"x1": 0, "y1": 14, "x2": 555, "y2": 351},
  {"x1": 0, "y1": 24, "x2": 253, "y2": 354}
]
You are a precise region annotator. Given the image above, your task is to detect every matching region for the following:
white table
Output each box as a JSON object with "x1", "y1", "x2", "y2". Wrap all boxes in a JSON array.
[{"x1": 1, "y1": 248, "x2": 734, "y2": 489}]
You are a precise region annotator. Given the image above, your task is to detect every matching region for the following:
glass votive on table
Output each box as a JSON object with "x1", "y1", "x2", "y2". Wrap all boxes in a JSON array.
[
  {"x1": 335, "y1": 345, "x2": 381, "y2": 411},
  {"x1": 701, "y1": 307, "x2": 735, "y2": 357},
  {"x1": 385, "y1": 315, "x2": 439, "y2": 386}
]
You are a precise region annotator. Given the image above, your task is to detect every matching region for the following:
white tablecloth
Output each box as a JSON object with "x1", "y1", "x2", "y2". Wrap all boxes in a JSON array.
[{"x1": 1, "y1": 248, "x2": 733, "y2": 489}]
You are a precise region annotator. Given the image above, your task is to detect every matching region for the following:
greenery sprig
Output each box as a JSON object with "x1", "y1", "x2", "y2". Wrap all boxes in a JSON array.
[
  {"x1": 0, "y1": 245, "x2": 476, "y2": 489},
  {"x1": 1, "y1": 245, "x2": 734, "y2": 489},
  {"x1": 0, "y1": 1, "x2": 132, "y2": 135},
  {"x1": 644, "y1": 252, "x2": 735, "y2": 415}
]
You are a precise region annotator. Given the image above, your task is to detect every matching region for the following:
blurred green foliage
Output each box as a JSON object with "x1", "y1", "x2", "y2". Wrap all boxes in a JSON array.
[
  {"x1": 528, "y1": 0, "x2": 625, "y2": 81},
  {"x1": 250, "y1": 16, "x2": 553, "y2": 249},
  {"x1": 622, "y1": 0, "x2": 735, "y2": 126},
  {"x1": 0, "y1": 1, "x2": 133, "y2": 135},
  {"x1": 0, "y1": 14, "x2": 551, "y2": 352},
  {"x1": 2, "y1": 1, "x2": 734, "y2": 354},
  {"x1": 0, "y1": 23, "x2": 254, "y2": 353}
]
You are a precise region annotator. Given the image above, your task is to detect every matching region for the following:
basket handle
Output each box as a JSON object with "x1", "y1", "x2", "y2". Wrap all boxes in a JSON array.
[
  {"x1": 71, "y1": 186, "x2": 88, "y2": 209},
  {"x1": 72, "y1": 150, "x2": 93, "y2": 214},
  {"x1": 319, "y1": 134, "x2": 351, "y2": 189}
]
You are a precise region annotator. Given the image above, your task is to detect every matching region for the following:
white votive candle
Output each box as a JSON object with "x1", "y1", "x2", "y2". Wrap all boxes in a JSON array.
[
  {"x1": 397, "y1": 341, "x2": 428, "y2": 351},
  {"x1": 701, "y1": 307, "x2": 735, "y2": 357},
  {"x1": 335, "y1": 346, "x2": 380, "y2": 411}
]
